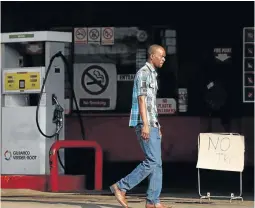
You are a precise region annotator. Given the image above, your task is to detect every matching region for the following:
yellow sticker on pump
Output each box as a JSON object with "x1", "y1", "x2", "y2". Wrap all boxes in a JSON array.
[{"x1": 4, "y1": 71, "x2": 40, "y2": 91}]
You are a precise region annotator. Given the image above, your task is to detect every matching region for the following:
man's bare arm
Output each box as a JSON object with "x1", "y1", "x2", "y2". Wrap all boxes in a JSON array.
[
  {"x1": 138, "y1": 96, "x2": 148, "y2": 126},
  {"x1": 138, "y1": 96, "x2": 150, "y2": 139}
]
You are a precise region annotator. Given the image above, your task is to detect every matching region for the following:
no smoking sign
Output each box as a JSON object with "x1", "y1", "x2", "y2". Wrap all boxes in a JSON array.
[
  {"x1": 101, "y1": 27, "x2": 114, "y2": 45},
  {"x1": 81, "y1": 65, "x2": 109, "y2": 95},
  {"x1": 73, "y1": 63, "x2": 117, "y2": 110},
  {"x1": 74, "y1": 28, "x2": 88, "y2": 44}
]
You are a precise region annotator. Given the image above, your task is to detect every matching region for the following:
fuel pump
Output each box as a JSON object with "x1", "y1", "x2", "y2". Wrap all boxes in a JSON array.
[{"x1": 0, "y1": 31, "x2": 72, "y2": 175}]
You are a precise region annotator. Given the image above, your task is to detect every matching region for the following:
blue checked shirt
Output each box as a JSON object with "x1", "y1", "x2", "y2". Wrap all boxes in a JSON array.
[{"x1": 129, "y1": 62, "x2": 159, "y2": 128}]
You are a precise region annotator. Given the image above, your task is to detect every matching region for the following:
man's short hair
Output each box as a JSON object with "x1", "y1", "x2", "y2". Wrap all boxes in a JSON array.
[{"x1": 147, "y1": 44, "x2": 164, "y2": 57}]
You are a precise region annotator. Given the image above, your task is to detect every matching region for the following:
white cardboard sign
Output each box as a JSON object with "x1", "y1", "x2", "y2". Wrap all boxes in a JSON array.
[{"x1": 196, "y1": 133, "x2": 245, "y2": 172}]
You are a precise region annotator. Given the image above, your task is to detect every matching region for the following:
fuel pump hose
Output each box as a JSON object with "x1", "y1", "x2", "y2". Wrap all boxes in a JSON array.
[{"x1": 36, "y1": 51, "x2": 86, "y2": 171}]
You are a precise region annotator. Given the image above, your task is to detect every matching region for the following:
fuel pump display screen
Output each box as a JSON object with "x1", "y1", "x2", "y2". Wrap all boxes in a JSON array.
[
  {"x1": 19, "y1": 80, "x2": 25, "y2": 89},
  {"x1": 3, "y1": 68, "x2": 42, "y2": 93}
]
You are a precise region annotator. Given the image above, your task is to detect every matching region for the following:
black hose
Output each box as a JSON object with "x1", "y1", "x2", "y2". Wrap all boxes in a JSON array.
[
  {"x1": 59, "y1": 53, "x2": 86, "y2": 141},
  {"x1": 36, "y1": 51, "x2": 86, "y2": 172},
  {"x1": 36, "y1": 52, "x2": 62, "y2": 138}
]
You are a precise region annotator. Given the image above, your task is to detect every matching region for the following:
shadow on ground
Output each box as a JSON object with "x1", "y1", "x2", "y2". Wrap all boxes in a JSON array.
[{"x1": 1, "y1": 199, "x2": 121, "y2": 208}]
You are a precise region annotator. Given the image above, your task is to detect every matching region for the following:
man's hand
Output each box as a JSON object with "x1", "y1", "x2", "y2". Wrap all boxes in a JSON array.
[{"x1": 141, "y1": 125, "x2": 150, "y2": 140}]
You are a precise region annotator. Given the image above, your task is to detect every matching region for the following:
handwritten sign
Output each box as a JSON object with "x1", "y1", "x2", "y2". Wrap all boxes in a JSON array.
[{"x1": 196, "y1": 133, "x2": 245, "y2": 172}]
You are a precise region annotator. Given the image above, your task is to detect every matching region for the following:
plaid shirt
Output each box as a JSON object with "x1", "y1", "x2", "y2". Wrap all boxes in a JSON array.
[{"x1": 129, "y1": 62, "x2": 159, "y2": 128}]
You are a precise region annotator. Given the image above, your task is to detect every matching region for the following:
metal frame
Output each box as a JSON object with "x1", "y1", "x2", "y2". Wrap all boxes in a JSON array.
[{"x1": 197, "y1": 135, "x2": 244, "y2": 203}]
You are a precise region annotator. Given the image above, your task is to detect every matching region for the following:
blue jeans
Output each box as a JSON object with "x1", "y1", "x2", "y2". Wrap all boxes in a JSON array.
[{"x1": 116, "y1": 125, "x2": 162, "y2": 204}]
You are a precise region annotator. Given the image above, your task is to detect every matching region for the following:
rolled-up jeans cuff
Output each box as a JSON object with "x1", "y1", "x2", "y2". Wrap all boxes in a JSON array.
[{"x1": 116, "y1": 182, "x2": 126, "y2": 193}]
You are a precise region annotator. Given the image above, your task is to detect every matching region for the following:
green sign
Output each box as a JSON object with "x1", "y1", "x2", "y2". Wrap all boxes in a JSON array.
[{"x1": 9, "y1": 34, "x2": 34, "y2": 39}]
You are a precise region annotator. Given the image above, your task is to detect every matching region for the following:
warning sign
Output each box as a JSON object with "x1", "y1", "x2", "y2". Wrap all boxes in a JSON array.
[
  {"x1": 73, "y1": 63, "x2": 117, "y2": 110},
  {"x1": 88, "y1": 27, "x2": 101, "y2": 44},
  {"x1": 81, "y1": 65, "x2": 109, "y2": 95},
  {"x1": 156, "y1": 98, "x2": 177, "y2": 115},
  {"x1": 101, "y1": 27, "x2": 114, "y2": 45},
  {"x1": 74, "y1": 28, "x2": 87, "y2": 44},
  {"x1": 243, "y1": 27, "x2": 254, "y2": 103},
  {"x1": 244, "y1": 87, "x2": 254, "y2": 102},
  {"x1": 214, "y1": 48, "x2": 232, "y2": 62}
]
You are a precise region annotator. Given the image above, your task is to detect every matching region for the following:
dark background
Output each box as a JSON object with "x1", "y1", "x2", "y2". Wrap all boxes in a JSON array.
[
  {"x1": 2, "y1": 1, "x2": 254, "y2": 116},
  {"x1": 2, "y1": 1, "x2": 254, "y2": 195}
]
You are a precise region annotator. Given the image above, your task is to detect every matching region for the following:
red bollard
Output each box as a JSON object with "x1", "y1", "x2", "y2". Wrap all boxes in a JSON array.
[{"x1": 50, "y1": 140, "x2": 103, "y2": 192}]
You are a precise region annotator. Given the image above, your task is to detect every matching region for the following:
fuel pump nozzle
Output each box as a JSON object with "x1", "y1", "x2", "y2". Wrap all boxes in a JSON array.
[{"x1": 52, "y1": 94, "x2": 64, "y2": 135}]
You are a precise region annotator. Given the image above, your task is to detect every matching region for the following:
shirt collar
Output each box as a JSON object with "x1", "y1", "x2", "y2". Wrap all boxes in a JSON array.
[{"x1": 145, "y1": 62, "x2": 157, "y2": 75}]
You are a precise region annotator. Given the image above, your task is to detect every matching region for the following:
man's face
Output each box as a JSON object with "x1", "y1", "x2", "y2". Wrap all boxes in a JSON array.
[{"x1": 151, "y1": 47, "x2": 166, "y2": 68}]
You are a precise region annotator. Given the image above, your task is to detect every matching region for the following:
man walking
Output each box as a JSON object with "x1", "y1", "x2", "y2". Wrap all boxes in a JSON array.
[{"x1": 110, "y1": 44, "x2": 170, "y2": 208}]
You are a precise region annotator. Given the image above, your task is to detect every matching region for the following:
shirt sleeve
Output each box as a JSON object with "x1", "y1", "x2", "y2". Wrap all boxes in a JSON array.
[{"x1": 136, "y1": 69, "x2": 150, "y2": 97}]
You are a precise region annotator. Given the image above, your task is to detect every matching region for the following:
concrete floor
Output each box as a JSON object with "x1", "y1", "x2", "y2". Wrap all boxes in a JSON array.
[{"x1": 1, "y1": 189, "x2": 254, "y2": 208}]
